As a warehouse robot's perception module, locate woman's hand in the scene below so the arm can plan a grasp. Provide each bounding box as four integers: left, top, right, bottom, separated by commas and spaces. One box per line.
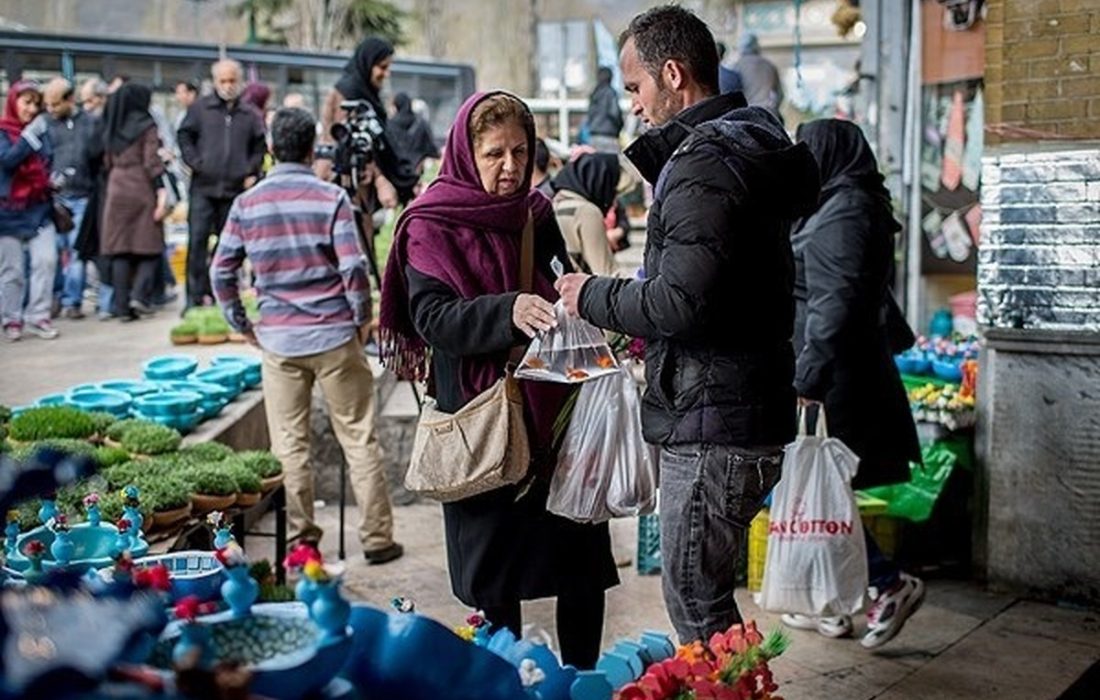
375, 173, 398, 209
512, 293, 557, 338
153, 188, 169, 222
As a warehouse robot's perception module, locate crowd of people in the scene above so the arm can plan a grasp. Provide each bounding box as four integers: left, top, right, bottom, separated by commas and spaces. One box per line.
2, 2, 924, 670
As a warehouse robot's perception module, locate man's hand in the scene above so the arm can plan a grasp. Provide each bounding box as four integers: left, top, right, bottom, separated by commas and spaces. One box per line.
243, 175, 258, 190
512, 293, 557, 338
242, 329, 259, 348
375, 175, 398, 209
554, 273, 592, 317
357, 322, 372, 348
153, 203, 168, 223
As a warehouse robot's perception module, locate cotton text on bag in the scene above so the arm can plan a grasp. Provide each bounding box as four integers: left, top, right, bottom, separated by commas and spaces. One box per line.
759, 407, 868, 617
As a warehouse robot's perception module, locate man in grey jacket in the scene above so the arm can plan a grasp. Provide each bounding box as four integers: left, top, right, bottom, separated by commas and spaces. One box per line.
177, 59, 265, 313
586, 67, 623, 153
44, 78, 99, 319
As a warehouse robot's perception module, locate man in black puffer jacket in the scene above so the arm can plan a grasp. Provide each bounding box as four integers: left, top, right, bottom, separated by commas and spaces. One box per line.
558, 5, 820, 644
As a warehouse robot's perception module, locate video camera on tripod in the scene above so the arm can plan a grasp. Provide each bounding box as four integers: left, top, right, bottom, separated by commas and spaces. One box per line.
314, 99, 387, 190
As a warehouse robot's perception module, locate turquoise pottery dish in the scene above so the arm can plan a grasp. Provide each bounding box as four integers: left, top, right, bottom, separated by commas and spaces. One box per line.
932, 358, 964, 382
68, 389, 132, 418
143, 355, 199, 381
149, 604, 352, 699
212, 355, 262, 388
99, 379, 161, 398
134, 390, 202, 418
36, 393, 69, 407
6, 523, 148, 574
193, 365, 245, 398
68, 383, 100, 395
156, 380, 229, 417
133, 550, 224, 603
147, 408, 203, 434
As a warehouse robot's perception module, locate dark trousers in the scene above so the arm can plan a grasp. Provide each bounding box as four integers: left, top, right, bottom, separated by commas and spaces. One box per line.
483, 591, 606, 670
866, 528, 901, 592
186, 192, 234, 306
110, 254, 157, 317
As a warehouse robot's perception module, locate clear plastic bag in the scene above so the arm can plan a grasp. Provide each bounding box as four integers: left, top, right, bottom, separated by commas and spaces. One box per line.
514, 300, 619, 384
759, 408, 868, 617
547, 366, 657, 523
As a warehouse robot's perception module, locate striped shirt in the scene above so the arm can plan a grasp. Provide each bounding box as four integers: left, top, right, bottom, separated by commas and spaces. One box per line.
211, 163, 369, 358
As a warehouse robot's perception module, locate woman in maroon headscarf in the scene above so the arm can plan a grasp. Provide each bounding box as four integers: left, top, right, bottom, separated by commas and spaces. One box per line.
379, 91, 617, 669
0, 80, 60, 341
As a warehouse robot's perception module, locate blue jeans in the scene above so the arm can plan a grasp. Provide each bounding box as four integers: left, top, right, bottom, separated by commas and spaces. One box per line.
867, 528, 901, 592
659, 443, 783, 643
56, 195, 89, 309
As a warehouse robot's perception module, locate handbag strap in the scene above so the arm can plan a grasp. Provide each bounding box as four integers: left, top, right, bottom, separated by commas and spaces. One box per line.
507, 211, 536, 367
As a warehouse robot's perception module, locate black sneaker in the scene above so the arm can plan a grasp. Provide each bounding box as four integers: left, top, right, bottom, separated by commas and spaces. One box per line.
364, 542, 404, 565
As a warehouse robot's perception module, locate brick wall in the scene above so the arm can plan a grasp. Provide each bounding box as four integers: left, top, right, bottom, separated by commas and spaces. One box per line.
978, 147, 1100, 330
984, 0, 1100, 143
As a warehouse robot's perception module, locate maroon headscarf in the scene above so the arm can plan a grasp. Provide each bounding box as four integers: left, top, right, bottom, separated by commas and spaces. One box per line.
379, 91, 565, 444
0, 80, 50, 210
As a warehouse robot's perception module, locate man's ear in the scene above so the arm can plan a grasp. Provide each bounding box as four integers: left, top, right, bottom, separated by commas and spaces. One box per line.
663, 59, 687, 90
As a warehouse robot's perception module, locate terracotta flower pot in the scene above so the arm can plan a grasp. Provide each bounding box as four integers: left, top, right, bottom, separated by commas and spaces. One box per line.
152, 502, 193, 530
197, 333, 228, 345
228, 331, 248, 343
191, 493, 236, 514
236, 491, 261, 508
260, 474, 284, 492
171, 334, 198, 346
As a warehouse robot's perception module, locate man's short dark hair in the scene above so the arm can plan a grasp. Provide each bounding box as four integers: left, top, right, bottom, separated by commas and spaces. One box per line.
177, 80, 199, 94
534, 138, 550, 174
271, 107, 316, 163
620, 5, 720, 95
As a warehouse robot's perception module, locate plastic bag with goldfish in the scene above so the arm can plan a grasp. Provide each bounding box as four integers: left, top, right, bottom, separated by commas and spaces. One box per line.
514, 300, 619, 384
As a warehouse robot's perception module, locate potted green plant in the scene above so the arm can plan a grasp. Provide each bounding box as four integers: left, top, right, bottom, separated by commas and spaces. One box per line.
238, 450, 284, 492
30, 438, 98, 460
177, 442, 234, 464
8, 406, 97, 442
86, 411, 117, 438
170, 321, 200, 346
197, 316, 230, 345
94, 445, 132, 468
143, 475, 193, 530
119, 423, 182, 456
104, 418, 157, 445
183, 465, 238, 514
105, 461, 148, 490
223, 461, 263, 507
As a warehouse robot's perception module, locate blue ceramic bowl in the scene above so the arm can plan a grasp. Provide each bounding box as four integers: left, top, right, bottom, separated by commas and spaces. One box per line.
151, 605, 352, 699
35, 393, 70, 407
192, 365, 245, 398
134, 391, 202, 418
134, 550, 224, 603
932, 358, 963, 382
894, 351, 931, 376
99, 379, 161, 398
156, 380, 228, 418
68, 389, 133, 417
143, 355, 199, 381
211, 355, 262, 388
146, 408, 204, 434
7, 523, 148, 574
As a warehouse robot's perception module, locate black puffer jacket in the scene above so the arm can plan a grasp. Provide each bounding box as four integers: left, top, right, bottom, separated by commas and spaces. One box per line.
177, 93, 266, 199
579, 94, 820, 447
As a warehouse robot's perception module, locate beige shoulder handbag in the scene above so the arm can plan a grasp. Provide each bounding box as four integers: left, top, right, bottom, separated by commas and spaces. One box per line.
403, 214, 534, 502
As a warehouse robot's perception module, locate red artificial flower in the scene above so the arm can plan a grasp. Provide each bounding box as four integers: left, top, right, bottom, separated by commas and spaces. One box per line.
115, 551, 134, 571
283, 542, 321, 570
117, 517, 132, 532
134, 564, 172, 592
23, 539, 46, 557
174, 596, 201, 622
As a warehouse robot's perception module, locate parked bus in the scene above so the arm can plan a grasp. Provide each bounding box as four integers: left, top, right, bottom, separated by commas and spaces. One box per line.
0, 30, 475, 142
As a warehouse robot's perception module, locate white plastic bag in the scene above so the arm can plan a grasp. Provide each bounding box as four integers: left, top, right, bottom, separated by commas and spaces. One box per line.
759, 407, 868, 617
547, 366, 657, 523
514, 300, 619, 384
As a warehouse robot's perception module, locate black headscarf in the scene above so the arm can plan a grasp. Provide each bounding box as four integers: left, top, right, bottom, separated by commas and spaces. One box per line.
551, 153, 620, 214
103, 83, 155, 155
335, 36, 394, 125
795, 119, 890, 206
390, 92, 415, 131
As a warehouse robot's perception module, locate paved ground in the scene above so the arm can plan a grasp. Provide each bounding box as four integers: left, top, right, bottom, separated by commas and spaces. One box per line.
3, 285, 1100, 699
